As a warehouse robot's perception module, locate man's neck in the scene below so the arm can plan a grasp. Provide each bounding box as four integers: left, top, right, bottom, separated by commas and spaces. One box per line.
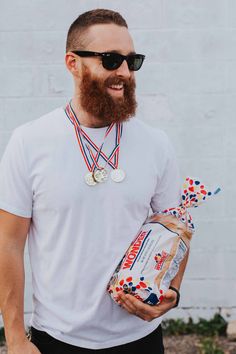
71, 97, 110, 128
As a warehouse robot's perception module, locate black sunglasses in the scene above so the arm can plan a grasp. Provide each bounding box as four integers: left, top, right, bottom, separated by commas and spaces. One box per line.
71, 50, 145, 71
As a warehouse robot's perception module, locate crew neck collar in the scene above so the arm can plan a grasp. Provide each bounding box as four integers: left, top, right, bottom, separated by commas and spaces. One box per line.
80, 124, 111, 131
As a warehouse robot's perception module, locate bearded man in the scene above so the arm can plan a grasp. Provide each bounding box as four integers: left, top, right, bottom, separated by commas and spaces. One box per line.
0, 9, 189, 354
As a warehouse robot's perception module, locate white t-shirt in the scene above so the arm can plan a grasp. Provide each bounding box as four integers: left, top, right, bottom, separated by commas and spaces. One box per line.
0, 107, 181, 349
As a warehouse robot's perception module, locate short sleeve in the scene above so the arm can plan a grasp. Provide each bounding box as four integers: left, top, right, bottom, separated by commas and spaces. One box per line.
150, 133, 181, 213
0, 128, 33, 218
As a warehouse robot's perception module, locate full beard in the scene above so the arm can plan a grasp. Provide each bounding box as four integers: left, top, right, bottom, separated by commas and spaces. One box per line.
78, 66, 137, 125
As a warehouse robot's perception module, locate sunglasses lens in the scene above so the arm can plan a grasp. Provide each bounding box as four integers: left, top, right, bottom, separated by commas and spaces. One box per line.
102, 54, 123, 70
102, 53, 145, 71
127, 55, 144, 71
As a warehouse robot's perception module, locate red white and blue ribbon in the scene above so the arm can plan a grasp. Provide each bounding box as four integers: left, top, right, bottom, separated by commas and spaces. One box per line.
86, 121, 122, 171
65, 101, 123, 173
68, 101, 123, 168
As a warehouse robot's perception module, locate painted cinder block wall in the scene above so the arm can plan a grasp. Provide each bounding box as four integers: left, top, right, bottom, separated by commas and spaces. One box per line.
0, 0, 235, 326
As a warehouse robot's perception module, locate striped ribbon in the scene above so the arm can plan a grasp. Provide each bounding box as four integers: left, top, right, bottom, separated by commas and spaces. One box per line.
64, 101, 122, 172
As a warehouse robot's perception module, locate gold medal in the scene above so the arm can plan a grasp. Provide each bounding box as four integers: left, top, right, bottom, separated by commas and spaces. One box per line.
93, 168, 108, 183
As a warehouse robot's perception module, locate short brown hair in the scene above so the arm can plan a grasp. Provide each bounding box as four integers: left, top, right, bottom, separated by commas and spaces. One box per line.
66, 9, 128, 52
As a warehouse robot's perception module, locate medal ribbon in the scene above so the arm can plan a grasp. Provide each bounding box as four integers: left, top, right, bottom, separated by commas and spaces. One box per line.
88, 121, 122, 171
68, 101, 122, 169
87, 139, 120, 171
65, 102, 122, 172
65, 104, 97, 171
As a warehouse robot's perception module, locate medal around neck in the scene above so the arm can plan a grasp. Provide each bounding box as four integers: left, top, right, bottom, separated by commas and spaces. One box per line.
65, 102, 124, 186
85, 172, 97, 186
110, 168, 125, 183
93, 168, 108, 183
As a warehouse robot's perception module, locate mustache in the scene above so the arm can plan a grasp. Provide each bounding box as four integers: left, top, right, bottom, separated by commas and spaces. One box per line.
104, 76, 135, 88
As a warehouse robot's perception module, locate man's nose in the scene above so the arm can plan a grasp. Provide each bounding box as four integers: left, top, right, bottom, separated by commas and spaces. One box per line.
115, 59, 131, 79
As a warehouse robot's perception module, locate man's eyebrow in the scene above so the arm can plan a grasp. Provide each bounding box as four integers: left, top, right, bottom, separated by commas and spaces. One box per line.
108, 50, 136, 55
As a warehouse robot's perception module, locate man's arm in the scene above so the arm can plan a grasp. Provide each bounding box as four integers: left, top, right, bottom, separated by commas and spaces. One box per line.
0, 209, 40, 353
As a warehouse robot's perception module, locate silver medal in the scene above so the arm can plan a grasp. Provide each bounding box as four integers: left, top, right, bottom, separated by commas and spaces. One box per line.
85, 172, 97, 186
110, 168, 126, 183
93, 168, 108, 183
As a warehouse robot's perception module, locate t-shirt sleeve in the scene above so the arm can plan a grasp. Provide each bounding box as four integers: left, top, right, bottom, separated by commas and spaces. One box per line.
0, 128, 33, 218
150, 133, 182, 213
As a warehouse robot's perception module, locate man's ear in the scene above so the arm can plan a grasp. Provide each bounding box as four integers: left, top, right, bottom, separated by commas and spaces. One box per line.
65, 52, 81, 78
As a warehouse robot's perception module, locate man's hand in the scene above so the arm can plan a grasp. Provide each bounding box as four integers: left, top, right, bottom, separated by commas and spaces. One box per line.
117, 289, 177, 322
8, 337, 41, 354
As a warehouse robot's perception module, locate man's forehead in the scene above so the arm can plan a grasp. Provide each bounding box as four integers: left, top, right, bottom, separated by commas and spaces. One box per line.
83, 24, 135, 54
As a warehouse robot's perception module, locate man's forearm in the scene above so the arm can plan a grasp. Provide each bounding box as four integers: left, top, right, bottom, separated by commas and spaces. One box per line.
0, 247, 26, 346
170, 248, 190, 291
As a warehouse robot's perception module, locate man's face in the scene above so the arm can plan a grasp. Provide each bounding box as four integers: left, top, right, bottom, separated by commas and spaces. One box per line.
75, 24, 137, 124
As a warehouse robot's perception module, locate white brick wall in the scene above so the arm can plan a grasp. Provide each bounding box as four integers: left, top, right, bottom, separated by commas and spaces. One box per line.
0, 0, 235, 326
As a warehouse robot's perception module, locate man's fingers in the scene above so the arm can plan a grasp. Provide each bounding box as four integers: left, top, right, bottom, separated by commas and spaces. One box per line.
123, 294, 158, 319
117, 290, 177, 322
117, 292, 136, 312
119, 295, 137, 313
121, 301, 136, 314
118, 292, 151, 318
